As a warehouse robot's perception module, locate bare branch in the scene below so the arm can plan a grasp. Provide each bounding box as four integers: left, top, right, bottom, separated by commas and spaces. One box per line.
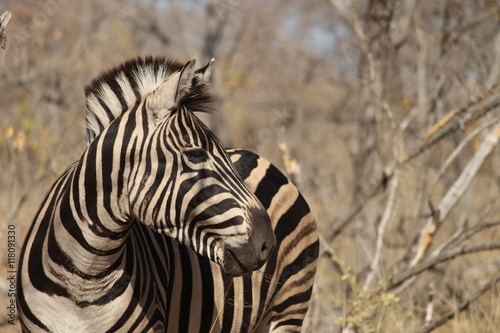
416, 84, 500, 152
431, 192, 499, 256
328, 176, 387, 241
400, 75, 449, 132
430, 117, 498, 190
415, 274, 500, 333
424, 292, 434, 326
393, 0, 421, 49
363, 169, 400, 289
431, 170, 500, 257
0, 10, 12, 50
278, 138, 302, 187
329, 0, 349, 21
486, 30, 500, 89
430, 218, 468, 257
327, 87, 500, 243
410, 119, 500, 266
0, 11, 11, 30
449, 220, 500, 250
388, 241, 500, 291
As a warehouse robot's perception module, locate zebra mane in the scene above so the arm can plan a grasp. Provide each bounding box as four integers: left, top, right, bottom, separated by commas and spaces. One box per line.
84, 56, 215, 145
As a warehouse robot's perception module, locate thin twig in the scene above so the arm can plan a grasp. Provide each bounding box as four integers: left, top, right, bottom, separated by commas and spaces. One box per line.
451, 220, 500, 249
425, 197, 500, 267
363, 169, 400, 290
327, 87, 500, 244
431, 218, 468, 257
415, 274, 500, 333
400, 74, 448, 132
410, 119, 500, 266
388, 241, 500, 291
411, 84, 500, 157
390, 219, 500, 297
328, 178, 387, 241
430, 117, 498, 189
424, 292, 434, 326
0, 10, 12, 50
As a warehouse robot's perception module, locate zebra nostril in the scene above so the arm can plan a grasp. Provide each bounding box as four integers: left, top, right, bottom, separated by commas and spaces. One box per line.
256, 241, 275, 265
261, 242, 268, 253
260, 240, 275, 259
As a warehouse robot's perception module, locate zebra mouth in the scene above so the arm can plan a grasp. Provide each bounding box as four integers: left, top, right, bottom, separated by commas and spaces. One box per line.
224, 248, 251, 276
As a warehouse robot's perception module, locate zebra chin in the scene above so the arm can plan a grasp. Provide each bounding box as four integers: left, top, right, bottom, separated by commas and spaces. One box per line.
220, 246, 271, 277
219, 207, 276, 277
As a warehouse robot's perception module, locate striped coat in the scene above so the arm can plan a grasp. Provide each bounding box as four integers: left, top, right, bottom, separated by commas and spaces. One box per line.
17, 57, 318, 332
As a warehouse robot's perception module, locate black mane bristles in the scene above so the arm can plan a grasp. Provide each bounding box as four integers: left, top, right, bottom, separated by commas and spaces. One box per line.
84, 56, 217, 145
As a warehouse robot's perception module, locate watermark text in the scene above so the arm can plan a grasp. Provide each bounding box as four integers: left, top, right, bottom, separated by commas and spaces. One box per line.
5, 224, 17, 325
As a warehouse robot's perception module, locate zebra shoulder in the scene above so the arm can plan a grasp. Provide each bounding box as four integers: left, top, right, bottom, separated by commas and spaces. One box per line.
227, 148, 288, 196
227, 148, 319, 332
227, 148, 318, 239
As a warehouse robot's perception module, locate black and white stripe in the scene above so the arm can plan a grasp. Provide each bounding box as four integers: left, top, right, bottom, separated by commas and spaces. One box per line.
17, 57, 318, 332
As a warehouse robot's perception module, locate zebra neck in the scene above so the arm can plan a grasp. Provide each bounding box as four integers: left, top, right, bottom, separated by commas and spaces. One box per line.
55, 136, 135, 276
22, 160, 133, 306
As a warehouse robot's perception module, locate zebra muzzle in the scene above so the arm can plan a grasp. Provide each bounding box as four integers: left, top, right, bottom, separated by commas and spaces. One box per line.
221, 208, 276, 277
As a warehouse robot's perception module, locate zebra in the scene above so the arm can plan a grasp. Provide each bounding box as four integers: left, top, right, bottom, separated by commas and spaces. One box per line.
17, 56, 319, 332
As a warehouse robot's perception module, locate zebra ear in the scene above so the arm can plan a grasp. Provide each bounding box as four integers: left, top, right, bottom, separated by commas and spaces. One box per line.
195, 58, 215, 83
175, 57, 197, 101
146, 57, 197, 121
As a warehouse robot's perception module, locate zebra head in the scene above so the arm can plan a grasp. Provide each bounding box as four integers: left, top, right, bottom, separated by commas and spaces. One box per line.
85, 57, 275, 276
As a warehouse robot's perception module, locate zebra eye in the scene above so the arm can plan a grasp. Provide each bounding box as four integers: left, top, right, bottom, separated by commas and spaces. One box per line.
184, 148, 209, 163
